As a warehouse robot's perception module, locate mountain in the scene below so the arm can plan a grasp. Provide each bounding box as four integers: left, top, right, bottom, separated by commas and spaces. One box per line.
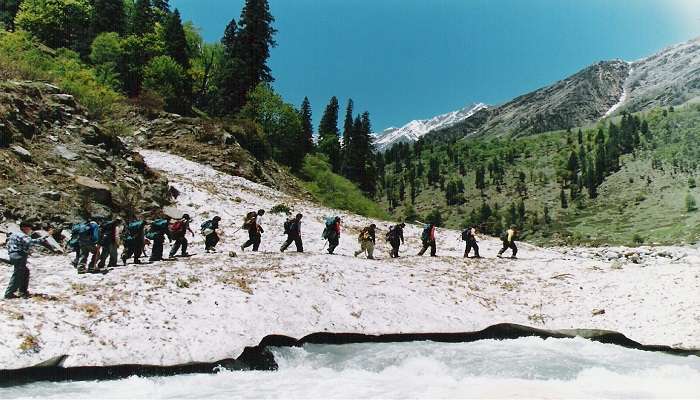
429, 37, 700, 141
373, 103, 488, 151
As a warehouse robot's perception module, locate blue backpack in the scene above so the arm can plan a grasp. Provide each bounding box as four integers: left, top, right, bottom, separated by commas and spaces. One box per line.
322, 217, 336, 239
151, 219, 169, 232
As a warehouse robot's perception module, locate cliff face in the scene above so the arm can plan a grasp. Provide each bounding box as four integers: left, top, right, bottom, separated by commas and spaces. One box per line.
0, 81, 170, 227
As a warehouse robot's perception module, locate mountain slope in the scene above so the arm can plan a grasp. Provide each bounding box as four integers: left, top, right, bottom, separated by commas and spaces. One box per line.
374, 103, 487, 151
1, 149, 697, 370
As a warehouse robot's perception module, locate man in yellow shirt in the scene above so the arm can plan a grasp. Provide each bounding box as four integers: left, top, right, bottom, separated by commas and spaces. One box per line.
497, 226, 518, 259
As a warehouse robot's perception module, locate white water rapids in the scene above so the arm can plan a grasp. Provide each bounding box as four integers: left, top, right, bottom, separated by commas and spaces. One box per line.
3, 337, 700, 399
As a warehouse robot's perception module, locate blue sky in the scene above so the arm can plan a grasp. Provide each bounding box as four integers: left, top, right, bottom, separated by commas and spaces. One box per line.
172, 0, 700, 131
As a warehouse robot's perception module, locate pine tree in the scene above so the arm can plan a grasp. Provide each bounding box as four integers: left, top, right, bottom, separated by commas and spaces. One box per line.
560, 187, 568, 209
216, 18, 247, 114
318, 96, 341, 172
164, 9, 189, 69
300, 97, 314, 154
341, 99, 354, 176
358, 111, 377, 195
517, 199, 526, 226
475, 165, 486, 194
236, 0, 277, 92
132, 0, 154, 35
92, 0, 126, 35
0, 0, 21, 31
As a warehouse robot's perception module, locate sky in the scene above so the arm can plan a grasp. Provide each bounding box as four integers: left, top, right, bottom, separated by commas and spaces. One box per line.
171, 0, 700, 131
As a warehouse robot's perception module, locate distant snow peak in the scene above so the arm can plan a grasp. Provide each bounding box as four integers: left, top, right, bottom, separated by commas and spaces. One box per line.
374, 103, 488, 151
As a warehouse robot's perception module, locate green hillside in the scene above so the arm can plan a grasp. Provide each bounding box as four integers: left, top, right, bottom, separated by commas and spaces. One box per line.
377, 104, 700, 246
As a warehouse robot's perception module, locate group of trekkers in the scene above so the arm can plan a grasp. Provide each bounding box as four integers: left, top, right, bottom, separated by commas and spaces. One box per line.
3, 209, 519, 299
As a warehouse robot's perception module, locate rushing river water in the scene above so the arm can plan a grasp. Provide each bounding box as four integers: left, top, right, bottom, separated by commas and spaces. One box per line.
3, 337, 700, 399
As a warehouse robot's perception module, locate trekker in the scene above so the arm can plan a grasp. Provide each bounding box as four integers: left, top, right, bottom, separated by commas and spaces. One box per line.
241, 210, 265, 252
77, 221, 100, 274
354, 224, 377, 259
147, 218, 170, 262
68, 223, 82, 268
169, 214, 194, 258
280, 213, 303, 253
462, 226, 481, 258
121, 219, 147, 265
386, 223, 405, 258
97, 219, 122, 269
497, 226, 518, 259
417, 223, 437, 257
4, 222, 54, 299
202, 216, 222, 253
323, 216, 341, 254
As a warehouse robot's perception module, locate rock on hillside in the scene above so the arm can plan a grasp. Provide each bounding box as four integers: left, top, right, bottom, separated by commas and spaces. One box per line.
0, 149, 697, 369
0, 81, 169, 227
473, 61, 630, 137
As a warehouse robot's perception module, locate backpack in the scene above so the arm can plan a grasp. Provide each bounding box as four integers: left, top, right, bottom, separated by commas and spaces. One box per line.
169, 220, 184, 234
243, 212, 257, 229
200, 220, 214, 236
127, 220, 145, 234
385, 226, 396, 241
461, 229, 472, 241
151, 219, 169, 232
72, 223, 91, 239
421, 224, 431, 242
322, 217, 337, 239
283, 219, 294, 235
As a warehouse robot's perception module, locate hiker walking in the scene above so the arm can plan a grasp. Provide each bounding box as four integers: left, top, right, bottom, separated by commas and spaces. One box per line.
121, 219, 147, 265
462, 226, 481, 258
77, 221, 101, 274
97, 218, 122, 270
67, 223, 82, 268
497, 225, 518, 259
202, 216, 222, 253
417, 223, 437, 257
386, 223, 405, 258
241, 210, 265, 252
169, 214, 194, 258
354, 224, 377, 259
4, 222, 54, 299
147, 218, 170, 262
322, 216, 341, 254
280, 213, 303, 253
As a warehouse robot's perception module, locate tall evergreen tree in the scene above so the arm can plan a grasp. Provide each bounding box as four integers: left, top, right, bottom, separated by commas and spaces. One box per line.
0, 0, 21, 31
318, 96, 341, 172
92, 0, 126, 35
236, 0, 276, 93
132, 0, 154, 35
342, 98, 354, 150
300, 97, 314, 154
215, 18, 247, 114
164, 9, 189, 68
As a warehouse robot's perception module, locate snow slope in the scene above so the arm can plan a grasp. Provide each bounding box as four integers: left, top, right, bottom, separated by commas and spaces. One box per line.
374, 103, 488, 151
1, 150, 699, 369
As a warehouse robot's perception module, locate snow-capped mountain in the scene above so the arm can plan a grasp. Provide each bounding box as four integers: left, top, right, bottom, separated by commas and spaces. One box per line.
374, 103, 488, 151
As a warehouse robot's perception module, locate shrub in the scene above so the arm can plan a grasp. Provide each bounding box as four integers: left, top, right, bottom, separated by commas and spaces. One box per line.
143, 55, 191, 115
689, 178, 696, 189
632, 233, 644, 245
686, 193, 697, 212
270, 204, 292, 216
301, 154, 388, 219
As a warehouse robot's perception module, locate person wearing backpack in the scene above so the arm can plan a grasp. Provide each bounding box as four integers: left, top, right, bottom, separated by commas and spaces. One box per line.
169, 214, 194, 258
497, 226, 518, 259
4, 221, 54, 299
97, 219, 122, 270
147, 218, 170, 262
241, 210, 265, 252
354, 224, 377, 259
462, 226, 481, 258
202, 216, 222, 253
323, 216, 341, 254
386, 223, 405, 258
68, 223, 83, 269
121, 219, 147, 265
417, 223, 437, 257
280, 213, 303, 253
77, 221, 101, 274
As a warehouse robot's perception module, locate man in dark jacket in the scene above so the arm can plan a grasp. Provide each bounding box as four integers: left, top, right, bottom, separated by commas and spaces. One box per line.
4, 222, 54, 299
462, 226, 481, 258
147, 218, 170, 262
122, 220, 147, 265
280, 213, 303, 253
241, 210, 265, 252
417, 223, 437, 257
202, 216, 222, 253
497, 226, 518, 259
387, 223, 405, 258
77, 221, 100, 274
325, 217, 341, 254
169, 214, 194, 258
97, 219, 122, 269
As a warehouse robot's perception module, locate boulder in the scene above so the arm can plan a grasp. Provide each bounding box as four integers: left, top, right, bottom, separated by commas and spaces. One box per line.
48, 93, 76, 107
163, 206, 185, 219
54, 145, 79, 161
40, 191, 61, 201
10, 145, 32, 162
75, 176, 112, 205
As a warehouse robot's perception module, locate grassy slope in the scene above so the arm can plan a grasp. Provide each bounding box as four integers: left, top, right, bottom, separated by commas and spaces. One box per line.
380, 104, 700, 246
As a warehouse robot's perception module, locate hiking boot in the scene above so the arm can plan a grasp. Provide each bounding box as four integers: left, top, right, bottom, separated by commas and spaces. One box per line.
240, 245, 245, 252
77, 268, 87, 274
121, 256, 127, 266
497, 254, 503, 258
4, 293, 19, 300
510, 256, 517, 259
134, 260, 142, 265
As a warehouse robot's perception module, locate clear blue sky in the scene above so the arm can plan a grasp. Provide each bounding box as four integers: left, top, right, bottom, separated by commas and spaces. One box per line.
171, 0, 700, 131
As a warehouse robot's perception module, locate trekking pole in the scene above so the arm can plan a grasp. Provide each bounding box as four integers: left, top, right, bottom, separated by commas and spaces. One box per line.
322, 240, 328, 251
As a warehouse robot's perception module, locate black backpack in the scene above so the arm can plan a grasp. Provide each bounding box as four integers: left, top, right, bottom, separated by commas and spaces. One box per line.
283, 219, 294, 235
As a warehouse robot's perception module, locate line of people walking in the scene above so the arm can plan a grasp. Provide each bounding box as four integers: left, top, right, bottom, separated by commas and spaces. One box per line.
3, 209, 519, 299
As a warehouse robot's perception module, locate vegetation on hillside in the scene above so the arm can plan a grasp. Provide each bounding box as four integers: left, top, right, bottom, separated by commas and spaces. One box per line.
378, 105, 700, 246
